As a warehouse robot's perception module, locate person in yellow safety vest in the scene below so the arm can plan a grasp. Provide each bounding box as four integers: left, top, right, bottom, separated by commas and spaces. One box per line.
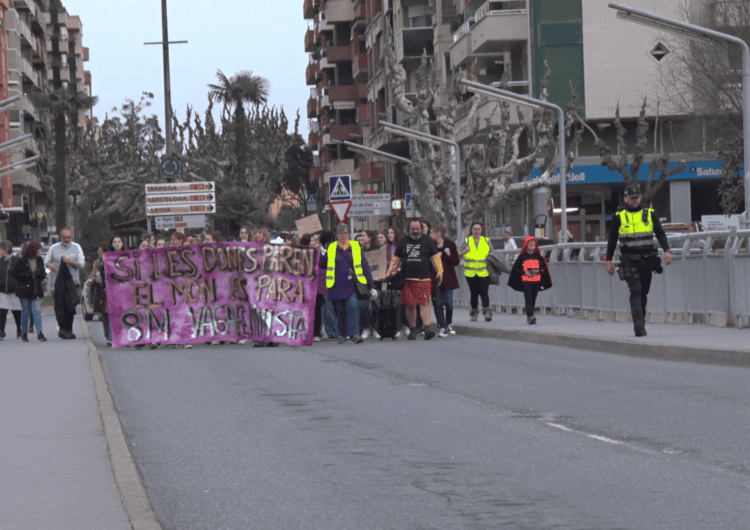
319, 223, 377, 345
606, 184, 673, 337
458, 221, 493, 322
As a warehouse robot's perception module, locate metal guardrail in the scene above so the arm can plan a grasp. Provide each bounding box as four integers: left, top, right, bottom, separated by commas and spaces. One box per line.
453, 229, 750, 328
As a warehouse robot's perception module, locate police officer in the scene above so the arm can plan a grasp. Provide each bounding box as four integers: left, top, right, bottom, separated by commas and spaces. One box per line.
606, 184, 673, 337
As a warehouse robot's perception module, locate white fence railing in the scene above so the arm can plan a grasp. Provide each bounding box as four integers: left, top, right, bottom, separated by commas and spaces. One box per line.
454, 229, 750, 328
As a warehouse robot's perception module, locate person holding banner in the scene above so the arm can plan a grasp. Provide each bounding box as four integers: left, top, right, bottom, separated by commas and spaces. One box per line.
322, 224, 376, 345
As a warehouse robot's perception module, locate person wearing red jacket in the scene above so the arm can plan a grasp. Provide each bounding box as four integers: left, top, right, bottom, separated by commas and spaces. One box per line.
430, 226, 460, 337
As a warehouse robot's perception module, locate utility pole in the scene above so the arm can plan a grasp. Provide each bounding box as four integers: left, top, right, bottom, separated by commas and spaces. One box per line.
144, 0, 187, 175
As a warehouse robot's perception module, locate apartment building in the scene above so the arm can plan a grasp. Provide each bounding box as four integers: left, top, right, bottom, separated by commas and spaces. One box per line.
0, 0, 91, 244
306, 0, 741, 236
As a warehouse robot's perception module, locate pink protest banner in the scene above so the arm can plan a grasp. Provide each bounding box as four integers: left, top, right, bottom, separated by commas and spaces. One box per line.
104, 242, 318, 348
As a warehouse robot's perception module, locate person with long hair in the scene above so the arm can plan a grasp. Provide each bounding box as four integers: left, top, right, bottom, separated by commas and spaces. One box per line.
110, 235, 126, 252
430, 226, 460, 337
252, 226, 270, 244
0, 241, 22, 339
458, 221, 493, 322
90, 243, 112, 345
10, 241, 46, 342
238, 226, 251, 243
508, 236, 553, 324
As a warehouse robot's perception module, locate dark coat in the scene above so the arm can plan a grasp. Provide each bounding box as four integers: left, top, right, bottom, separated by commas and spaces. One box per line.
508, 252, 553, 293
430, 238, 460, 291
0, 255, 18, 295
54, 262, 79, 316
89, 258, 108, 314
486, 251, 513, 286
10, 256, 46, 300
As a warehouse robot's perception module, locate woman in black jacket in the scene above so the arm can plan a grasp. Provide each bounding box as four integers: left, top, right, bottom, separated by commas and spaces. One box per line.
0, 241, 22, 339
508, 236, 553, 325
10, 241, 46, 341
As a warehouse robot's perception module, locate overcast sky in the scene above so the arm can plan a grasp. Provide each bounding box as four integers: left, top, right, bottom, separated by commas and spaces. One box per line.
61, 0, 311, 136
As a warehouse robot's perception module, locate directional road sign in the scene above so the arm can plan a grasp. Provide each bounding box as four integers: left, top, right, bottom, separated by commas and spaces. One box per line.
154, 215, 206, 230
349, 193, 391, 216
145, 181, 215, 195
330, 200, 352, 224
329, 175, 351, 201
146, 204, 215, 216
145, 192, 215, 205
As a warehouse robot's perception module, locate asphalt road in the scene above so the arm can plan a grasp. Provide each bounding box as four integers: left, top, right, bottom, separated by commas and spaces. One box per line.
97, 331, 750, 530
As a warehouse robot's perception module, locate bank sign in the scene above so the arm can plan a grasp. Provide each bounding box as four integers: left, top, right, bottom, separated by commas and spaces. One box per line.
529, 159, 743, 185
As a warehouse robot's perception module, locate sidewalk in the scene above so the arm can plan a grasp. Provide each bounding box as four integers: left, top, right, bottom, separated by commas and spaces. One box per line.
451, 308, 750, 367
0, 309, 159, 530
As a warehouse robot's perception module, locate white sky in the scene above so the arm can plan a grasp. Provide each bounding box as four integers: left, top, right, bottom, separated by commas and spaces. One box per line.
61, 0, 311, 136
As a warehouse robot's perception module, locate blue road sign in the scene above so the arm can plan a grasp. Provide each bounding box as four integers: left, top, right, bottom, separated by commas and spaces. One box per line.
329, 175, 351, 201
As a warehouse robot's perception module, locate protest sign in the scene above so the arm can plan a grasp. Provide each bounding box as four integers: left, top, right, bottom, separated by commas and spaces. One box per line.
295, 214, 323, 237
364, 248, 388, 281
104, 242, 318, 348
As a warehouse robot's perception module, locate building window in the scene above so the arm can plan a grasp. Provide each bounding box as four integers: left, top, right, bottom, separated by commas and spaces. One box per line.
649, 42, 670, 63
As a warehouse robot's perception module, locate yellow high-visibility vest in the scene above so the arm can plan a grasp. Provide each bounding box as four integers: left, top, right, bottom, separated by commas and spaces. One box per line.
326, 241, 368, 288
464, 236, 490, 278
618, 208, 655, 250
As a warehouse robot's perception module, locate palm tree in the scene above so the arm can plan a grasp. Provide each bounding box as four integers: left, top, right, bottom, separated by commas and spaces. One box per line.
30, 88, 98, 233
207, 70, 270, 186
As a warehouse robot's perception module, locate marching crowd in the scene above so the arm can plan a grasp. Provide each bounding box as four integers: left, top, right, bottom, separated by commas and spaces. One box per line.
0, 219, 557, 347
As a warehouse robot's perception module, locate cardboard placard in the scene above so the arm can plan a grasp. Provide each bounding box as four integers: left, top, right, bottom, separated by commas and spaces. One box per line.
364, 248, 388, 281
295, 214, 323, 237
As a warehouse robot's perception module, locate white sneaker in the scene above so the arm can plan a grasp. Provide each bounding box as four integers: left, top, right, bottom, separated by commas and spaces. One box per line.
362, 328, 370, 339
438, 327, 448, 338
313, 336, 320, 342
447, 324, 456, 335
237, 339, 249, 345
395, 331, 402, 339
373, 330, 381, 339
210, 341, 220, 345
184, 344, 192, 349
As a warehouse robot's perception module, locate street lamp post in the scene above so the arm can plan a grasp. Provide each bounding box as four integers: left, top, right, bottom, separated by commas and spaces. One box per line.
379, 122, 463, 241
609, 2, 750, 225
459, 79, 568, 242
68, 188, 82, 237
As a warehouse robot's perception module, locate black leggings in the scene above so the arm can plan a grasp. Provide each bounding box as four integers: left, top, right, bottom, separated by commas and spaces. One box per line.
466, 275, 490, 309
0, 309, 21, 334
523, 283, 540, 317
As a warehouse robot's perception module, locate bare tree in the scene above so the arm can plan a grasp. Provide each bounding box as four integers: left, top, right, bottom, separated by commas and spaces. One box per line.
385, 38, 559, 240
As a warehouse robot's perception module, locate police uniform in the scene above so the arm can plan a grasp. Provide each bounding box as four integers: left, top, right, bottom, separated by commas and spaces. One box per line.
606, 185, 671, 336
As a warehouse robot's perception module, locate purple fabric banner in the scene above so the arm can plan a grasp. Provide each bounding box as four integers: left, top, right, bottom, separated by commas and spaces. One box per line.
104, 242, 318, 348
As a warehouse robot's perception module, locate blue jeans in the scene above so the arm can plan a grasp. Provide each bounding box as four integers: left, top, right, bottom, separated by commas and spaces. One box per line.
333, 293, 360, 338
20, 298, 42, 335
102, 313, 111, 340
433, 289, 454, 329
324, 298, 339, 338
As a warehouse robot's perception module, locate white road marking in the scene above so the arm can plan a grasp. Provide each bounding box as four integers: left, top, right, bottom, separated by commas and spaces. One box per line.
547, 422, 622, 445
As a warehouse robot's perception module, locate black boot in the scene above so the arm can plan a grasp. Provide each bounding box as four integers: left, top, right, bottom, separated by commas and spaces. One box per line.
21, 333, 28, 342
634, 322, 647, 337
37, 333, 47, 342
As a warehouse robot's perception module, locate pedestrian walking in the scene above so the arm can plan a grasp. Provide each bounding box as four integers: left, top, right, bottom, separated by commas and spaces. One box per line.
508, 236, 553, 324
0, 241, 22, 339
458, 221, 493, 322
10, 241, 46, 342
322, 224, 376, 344
90, 243, 112, 345
605, 184, 673, 337
386, 219, 443, 340
45, 228, 85, 339
430, 226, 459, 337
503, 231, 518, 251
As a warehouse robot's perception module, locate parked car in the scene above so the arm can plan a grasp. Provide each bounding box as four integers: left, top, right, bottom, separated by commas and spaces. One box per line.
661, 222, 724, 253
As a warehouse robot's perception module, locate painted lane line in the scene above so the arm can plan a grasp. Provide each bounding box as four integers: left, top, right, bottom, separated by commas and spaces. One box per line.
547, 422, 622, 446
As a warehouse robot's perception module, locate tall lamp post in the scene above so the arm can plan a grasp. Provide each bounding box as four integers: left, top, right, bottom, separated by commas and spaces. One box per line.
459, 79, 568, 242
379, 122, 463, 240
609, 2, 750, 225
68, 188, 82, 237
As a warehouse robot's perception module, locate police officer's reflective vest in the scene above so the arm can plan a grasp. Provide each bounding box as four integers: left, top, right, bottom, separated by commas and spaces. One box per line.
326, 241, 368, 288
618, 208, 656, 250
464, 236, 490, 278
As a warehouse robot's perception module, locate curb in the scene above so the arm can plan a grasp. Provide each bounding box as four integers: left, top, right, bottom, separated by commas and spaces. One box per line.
81, 319, 164, 530
452, 325, 750, 368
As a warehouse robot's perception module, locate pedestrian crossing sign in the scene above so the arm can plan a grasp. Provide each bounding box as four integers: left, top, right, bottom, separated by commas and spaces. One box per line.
329, 175, 351, 201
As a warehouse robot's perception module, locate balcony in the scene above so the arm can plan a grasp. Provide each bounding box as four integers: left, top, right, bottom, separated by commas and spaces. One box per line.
330, 124, 361, 141
310, 167, 324, 183
353, 2, 366, 28
353, 53, 368, 79
471, 0, 528, 54
307, 97, 318, 118
329, 84, 358, 102
396, 27, 434, 63
328, 158, 355, 177
309, 132, 321, 148
305, 28, 316, 51
326, 44, 352, 62
304, 0, 317, 19
356, 103, 370, 124
12, 0, 33, 11
359, 161, 385, 181
305, 62, 320, 85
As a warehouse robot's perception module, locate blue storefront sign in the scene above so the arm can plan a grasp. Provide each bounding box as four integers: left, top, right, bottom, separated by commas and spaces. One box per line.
529, 159, 744, 185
